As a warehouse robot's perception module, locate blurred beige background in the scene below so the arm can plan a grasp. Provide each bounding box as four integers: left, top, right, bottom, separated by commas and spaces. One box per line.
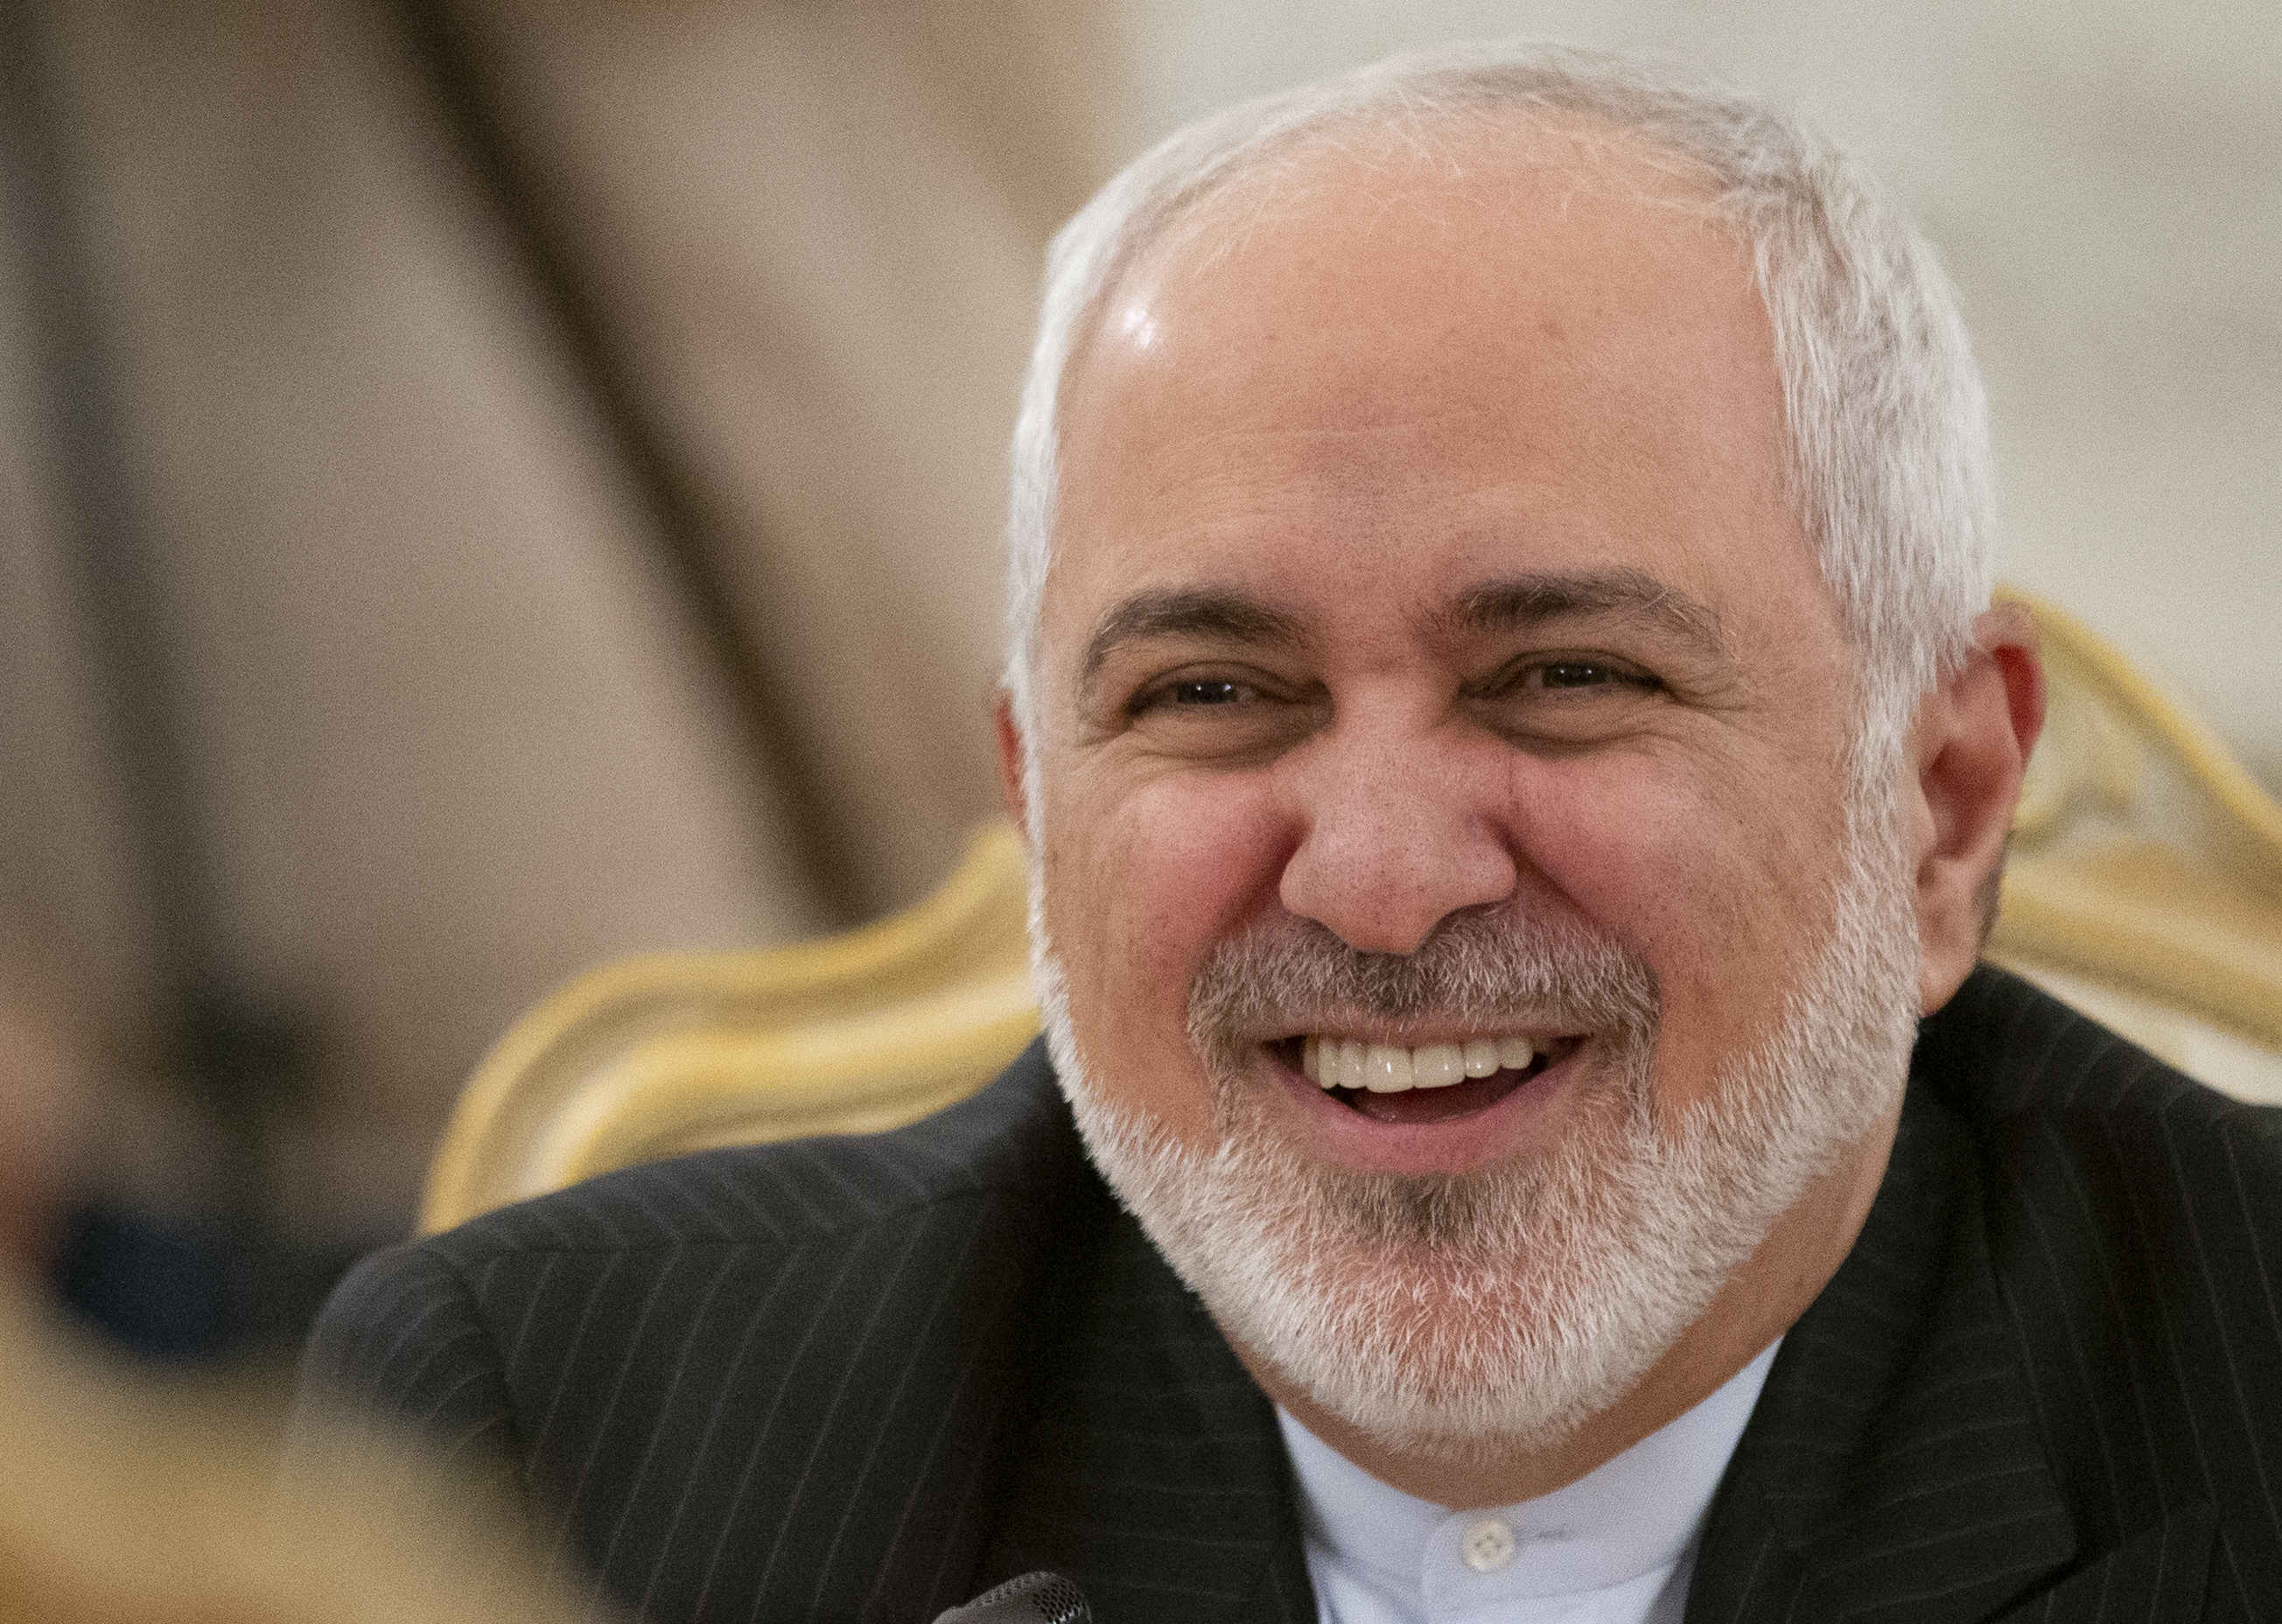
0, 0, 2272, 1253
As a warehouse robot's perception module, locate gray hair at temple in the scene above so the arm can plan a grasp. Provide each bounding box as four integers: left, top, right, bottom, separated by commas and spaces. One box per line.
1001, 39, 1992, 774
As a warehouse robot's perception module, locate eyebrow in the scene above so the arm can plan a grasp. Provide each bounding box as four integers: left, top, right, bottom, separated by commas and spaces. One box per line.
1441, 568, 1728, 656
1082, 588, 1311, 682
1077, 566, 1729, 689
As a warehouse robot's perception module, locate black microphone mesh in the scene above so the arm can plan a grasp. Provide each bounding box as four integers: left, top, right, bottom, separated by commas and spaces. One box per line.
940, 1570, 1092, 1623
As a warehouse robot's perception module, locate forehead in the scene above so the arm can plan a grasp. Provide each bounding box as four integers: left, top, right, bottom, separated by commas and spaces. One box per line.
1138, 111, 1739, 312
1046, 114, 1818, 658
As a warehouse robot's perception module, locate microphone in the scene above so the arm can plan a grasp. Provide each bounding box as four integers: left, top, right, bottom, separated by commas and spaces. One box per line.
932, 1571, 1092, 1623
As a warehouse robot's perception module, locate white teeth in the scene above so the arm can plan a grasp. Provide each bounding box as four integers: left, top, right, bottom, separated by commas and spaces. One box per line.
1304, 1034, 1548, 1093
1414, 1044, 1464, 1088
1363, 1045, 1413, 1092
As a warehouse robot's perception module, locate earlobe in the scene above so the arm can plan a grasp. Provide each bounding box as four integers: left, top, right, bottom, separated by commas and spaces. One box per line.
1908, 604, 2045, 1013
994, 694, 1032, 839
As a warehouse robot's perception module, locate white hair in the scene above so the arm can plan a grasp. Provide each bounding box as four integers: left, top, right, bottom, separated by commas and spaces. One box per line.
1002, 39, 1992, 771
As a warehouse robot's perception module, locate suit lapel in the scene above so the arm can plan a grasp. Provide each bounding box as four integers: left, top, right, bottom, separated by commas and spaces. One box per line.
976, 1174, 1314, 1624
1984, 1506, 2213, 1624
1690, 1080, 2082, 1623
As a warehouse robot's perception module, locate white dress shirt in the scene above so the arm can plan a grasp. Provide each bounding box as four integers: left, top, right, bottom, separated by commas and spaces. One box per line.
1277, 1340, 1781, 1624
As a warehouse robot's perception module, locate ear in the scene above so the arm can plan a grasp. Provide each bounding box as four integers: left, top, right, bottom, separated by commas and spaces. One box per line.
993, 691, 1032, 838
1907, 602, 2046, 1013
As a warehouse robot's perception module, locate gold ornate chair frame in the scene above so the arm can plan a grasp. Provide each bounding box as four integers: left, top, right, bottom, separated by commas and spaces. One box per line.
419, 823, 1038, 1234
1985, 590, 2282, 1098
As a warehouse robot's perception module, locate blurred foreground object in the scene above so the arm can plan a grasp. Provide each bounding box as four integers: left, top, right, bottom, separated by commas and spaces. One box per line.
0, 946, 86, 1281
0, 1277, 600, 1624
417, 612, 2282, 1229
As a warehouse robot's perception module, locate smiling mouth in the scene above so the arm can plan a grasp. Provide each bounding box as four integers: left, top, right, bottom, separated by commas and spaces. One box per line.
1273, 1032, 1579, 1125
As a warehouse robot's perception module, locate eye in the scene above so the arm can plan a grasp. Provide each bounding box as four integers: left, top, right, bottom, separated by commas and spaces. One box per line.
1541, 661, 1619, 689
1466, 652, 1667, 746
1168, 679, 1247, 706
1115, 665, 1322, 761
1128, 676, 1252, 717
1482, 655, 1660, 698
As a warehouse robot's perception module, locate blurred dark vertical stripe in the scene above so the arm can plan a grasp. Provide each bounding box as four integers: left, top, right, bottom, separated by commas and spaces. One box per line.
387, 0, 865, 928
0, 0, 323, 1344
0, 0, 224, 1004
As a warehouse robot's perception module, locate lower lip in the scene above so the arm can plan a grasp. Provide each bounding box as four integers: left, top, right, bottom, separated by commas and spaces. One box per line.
1269, 1045, 1578, 1175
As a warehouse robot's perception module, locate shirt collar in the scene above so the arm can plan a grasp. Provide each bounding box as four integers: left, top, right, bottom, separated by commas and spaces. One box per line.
1277, 1339, 1779, 1610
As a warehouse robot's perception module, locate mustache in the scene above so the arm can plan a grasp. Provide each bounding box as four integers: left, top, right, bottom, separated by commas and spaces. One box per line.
1176, 909, 1662, 1249
1186, 908, 1661, 1054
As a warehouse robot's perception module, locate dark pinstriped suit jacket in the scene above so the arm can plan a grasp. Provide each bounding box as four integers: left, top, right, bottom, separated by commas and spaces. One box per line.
304, 967, 2282, 1622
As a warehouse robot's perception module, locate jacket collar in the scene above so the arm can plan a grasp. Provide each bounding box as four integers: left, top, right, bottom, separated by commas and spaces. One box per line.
1687, 1077, 2085, 1622
976, 1172, 1316, 1623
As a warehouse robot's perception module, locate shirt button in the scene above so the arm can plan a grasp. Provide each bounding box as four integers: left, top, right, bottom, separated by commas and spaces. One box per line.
1460, 1516, 1516, 1573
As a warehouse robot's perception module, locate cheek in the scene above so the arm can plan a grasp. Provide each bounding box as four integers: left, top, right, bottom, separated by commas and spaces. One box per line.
1040, 767, 1292, 1144
1511, 752, 1847, 1108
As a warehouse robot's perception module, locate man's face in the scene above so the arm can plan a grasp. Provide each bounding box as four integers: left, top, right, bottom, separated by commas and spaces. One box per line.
1018, 123, 1912, 1460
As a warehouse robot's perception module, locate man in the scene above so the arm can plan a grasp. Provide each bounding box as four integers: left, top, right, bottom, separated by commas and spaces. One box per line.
304, 42, 2282, 1623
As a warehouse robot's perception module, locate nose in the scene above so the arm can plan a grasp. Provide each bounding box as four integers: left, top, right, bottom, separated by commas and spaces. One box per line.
1277, 724, 1520, 956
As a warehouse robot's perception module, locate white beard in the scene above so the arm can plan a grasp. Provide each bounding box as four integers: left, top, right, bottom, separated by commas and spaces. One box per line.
1032, 769, 1921, 1461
